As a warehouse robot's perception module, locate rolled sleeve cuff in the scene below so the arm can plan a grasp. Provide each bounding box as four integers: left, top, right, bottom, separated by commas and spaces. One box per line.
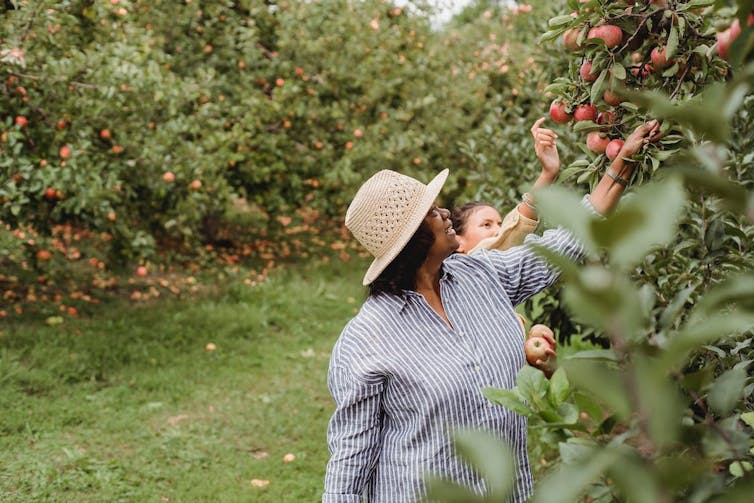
323, 492, 362, 503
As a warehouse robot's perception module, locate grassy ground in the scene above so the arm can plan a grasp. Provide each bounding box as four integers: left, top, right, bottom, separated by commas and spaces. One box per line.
0, 256, 369, 502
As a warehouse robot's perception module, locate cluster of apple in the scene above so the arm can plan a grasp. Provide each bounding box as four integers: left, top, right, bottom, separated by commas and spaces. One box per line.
524, 324, 557, 377
545, 0, 737, 168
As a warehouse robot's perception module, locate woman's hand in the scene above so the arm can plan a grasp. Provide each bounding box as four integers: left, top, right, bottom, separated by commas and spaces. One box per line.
530, 117, 560, 179
620, 119, 662, 157
525, 324, 557, 378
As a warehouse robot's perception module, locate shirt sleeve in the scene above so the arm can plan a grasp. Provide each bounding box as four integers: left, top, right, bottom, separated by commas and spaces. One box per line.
323, 365, 384, 503
468, 207, 539, 254
482, 195, 596, 307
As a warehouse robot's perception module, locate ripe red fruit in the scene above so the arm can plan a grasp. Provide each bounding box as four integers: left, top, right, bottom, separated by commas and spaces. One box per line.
716, 16, 752, 61
580, 60, 599, 82
59, 145, 72, 160
529, 324, 555, 349
650, 46, 673, 70
562, 28, 582, 51
100, 128, 111, 140
603, 89, 624, 106
549, 100, 572, 124
188, 179, 202, 190
606, 139, 625, 160
587, 24, 623, 48
36, 249, 52, 261
162, 171, 176, 183
586, 131, 611, 154
135, 266, 148, 277
631, 62, 653, 78
44, 188, 56, 200
56, 119, 67, 130
597, 111, 616, 126
14, 116, 28, 128
573, 104, 598, 122
525, 336, 552, 366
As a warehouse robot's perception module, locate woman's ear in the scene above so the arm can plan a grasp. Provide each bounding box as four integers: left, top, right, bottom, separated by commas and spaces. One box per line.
456, 236, 467, 254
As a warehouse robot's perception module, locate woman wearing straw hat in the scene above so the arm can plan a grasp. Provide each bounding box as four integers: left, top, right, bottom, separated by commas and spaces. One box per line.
323, 120, 661, 503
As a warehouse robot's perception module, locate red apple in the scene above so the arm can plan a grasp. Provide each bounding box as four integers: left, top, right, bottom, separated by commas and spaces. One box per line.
597, 110, 616, 126
562, 28, 582, 51
59, 145, 72, 160
587, 131, 611, 153
188, 179, 202, 190
162, 171, 176, 183
580, 60, 599, 82
135, 266, 148, 277
100, 128, 111, 140
588, 24, 623, 48
549, 100, 572, 124
14, 116, 28, 128
603, 89, 624, 106
529, 324, 556, 349
525, 336, 553, 366
573, 104, 598, 122
650, 46, 673, 70
716, 17, 751, 61
44, 188, 57, 200
36, 249, 52, 261
606, 139, 625, 160
56, 119, 67, 130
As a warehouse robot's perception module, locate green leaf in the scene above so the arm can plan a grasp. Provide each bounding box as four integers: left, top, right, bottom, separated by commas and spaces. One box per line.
708, 366, 747, 416
564, 349, 621, 362
608, 452, 664, 503
666, 24, 679, 60
534, 185, 597, 255
693, 274, 754, 316
611, 63, 626, 81
659, 286, 695, 330
561, 359, 632, 418
453, 430, 516, 500
516, 365, 548, 404
549, 14, 577, 28
590, 70, 608, 106
662, 311, 754, 370
549, 367, 570, 408
483, 387, 531, 416
531, 448, 618, 503
593, 178, 686, 268
741, 412, 754, 429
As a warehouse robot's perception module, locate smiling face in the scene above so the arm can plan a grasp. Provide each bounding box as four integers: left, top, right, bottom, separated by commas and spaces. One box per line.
455, 204, 502, 253
424, 204, 459, 260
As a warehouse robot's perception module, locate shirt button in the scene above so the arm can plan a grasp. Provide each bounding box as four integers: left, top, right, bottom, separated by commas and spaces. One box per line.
487, 402, 494, 408
474, 365, 481, 372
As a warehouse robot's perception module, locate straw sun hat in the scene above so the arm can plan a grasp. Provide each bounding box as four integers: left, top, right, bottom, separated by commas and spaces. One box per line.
345, 168, 449, 285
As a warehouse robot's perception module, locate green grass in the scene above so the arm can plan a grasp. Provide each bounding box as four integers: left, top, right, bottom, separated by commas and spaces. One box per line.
0, 257, 369, 502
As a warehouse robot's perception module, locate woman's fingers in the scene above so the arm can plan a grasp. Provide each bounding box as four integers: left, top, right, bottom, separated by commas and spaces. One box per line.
531, 117, 547, 135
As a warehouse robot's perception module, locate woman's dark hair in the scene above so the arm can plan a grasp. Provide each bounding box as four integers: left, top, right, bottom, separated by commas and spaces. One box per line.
450, 201, 494, 237
368, 220, 435, 297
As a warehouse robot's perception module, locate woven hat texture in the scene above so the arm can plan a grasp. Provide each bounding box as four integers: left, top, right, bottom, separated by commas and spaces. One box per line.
345, 168, 449, 285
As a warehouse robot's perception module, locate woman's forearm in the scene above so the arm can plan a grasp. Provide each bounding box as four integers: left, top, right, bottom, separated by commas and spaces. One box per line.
589, 154, 635, 215
517, 170, 559, 219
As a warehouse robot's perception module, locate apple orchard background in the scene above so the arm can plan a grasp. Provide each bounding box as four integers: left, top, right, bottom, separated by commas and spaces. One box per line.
2, 0, 754, 501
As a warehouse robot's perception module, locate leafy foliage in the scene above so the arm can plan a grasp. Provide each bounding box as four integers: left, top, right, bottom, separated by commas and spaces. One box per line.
428, 1, 754, 502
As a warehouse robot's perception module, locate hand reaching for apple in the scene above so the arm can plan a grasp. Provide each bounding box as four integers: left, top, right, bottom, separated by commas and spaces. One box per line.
524, 324, 557, 378
620, 119, 663, 158
530, 117, 560, 178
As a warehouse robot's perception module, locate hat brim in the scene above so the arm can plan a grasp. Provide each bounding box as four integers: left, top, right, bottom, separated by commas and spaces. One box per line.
362, 169, 449, 286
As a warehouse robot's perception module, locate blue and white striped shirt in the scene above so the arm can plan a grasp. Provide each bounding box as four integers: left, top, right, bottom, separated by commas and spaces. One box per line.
323, 224, 585, 503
